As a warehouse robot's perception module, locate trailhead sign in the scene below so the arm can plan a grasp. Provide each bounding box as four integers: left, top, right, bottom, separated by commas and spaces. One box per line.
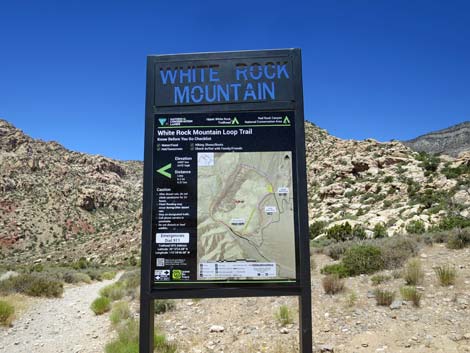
140, 49, 312, 353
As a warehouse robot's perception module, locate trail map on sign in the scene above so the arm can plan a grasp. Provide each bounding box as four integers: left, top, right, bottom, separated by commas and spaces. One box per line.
197, 151, 296, 280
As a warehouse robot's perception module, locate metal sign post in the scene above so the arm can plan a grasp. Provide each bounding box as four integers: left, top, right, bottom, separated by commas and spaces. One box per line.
140, 49, 312, 353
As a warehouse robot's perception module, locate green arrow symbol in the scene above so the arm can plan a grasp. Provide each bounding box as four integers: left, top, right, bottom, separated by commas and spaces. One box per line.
157, 163, 172, 178
231, 117, 239, 125
283, 116, 291, 124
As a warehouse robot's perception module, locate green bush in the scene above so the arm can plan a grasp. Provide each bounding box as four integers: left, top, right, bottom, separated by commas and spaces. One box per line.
415, 152, 440, 174
91, 296, 111, 315
102, 271, 117, 280
309, 221, 326, 239
435, 265, 457, 286
374, 289, 395, 306
326, 222, 366, 242
63, 271, 92, 284
275, 305, 293, 326
118, 270, 141, 290
320, 263, 349, 278
323, 242, 350, 260
110, 301, 132, 326
0, 300, 15, 326
72, 257, 90, 270
406, 220, 426, 234
342, 245, 384, 276
0, 274, 63, 298
442, 164, 470, 179
100, 283, 126, 301
447, 228, 470, 249
154, 300, 176, 315
373, 223, 387, 238
438, 216, 470, 231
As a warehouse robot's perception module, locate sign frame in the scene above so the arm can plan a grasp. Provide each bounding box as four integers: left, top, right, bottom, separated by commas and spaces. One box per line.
140, 49, 312, 353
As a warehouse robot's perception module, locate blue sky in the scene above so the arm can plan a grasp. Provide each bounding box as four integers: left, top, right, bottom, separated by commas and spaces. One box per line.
1, 0, 469, 160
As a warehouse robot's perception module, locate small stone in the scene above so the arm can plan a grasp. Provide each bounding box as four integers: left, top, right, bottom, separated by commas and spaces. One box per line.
390, 300, 402, 310
209, 325, 224, 333
280, 327, 289, 334
320, 344, 334, 352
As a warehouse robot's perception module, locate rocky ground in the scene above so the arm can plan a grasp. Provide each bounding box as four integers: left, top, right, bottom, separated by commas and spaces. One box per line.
153, 243, 470, 353
0, 276, 120, 353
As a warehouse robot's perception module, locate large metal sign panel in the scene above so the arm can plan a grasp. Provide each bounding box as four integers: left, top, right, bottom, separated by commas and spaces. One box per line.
142, 49, 310, 295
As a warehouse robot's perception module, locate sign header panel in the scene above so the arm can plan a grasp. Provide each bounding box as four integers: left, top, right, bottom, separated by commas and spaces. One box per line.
153, 53, 295, 107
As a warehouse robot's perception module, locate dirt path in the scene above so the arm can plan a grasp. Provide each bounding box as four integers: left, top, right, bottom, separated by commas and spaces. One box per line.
0, 277, 119, 353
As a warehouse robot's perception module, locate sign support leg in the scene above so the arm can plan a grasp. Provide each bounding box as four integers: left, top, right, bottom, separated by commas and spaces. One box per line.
299, 291, 313, 353
139, 295, 154, 353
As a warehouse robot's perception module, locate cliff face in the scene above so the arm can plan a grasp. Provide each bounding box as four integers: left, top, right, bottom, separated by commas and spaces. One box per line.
403, 121, 470, 157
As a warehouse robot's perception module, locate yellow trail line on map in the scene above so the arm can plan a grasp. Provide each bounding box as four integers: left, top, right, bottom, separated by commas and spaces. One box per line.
243, 207, 257, 232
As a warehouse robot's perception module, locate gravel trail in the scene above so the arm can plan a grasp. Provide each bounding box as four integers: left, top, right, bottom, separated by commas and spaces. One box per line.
0, 277, 119, 353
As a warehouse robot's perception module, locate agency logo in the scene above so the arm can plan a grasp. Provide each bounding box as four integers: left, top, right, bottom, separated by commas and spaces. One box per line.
172, 269, 182, 280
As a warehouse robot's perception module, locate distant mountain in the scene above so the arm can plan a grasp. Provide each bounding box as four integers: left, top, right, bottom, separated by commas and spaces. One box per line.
1, 118, 469, 265
403, 121, 470, 157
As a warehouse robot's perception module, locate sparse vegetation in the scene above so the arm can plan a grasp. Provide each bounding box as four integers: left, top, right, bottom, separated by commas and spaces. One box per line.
90, 296, 111, 315
435, 265, 457, 286
447, 228, 470, 249
154, 300, 176, 314
400, 286, 422, 307
371, 274, 391, 286
406, 220, 426, 234
309, 221, 326, 239
322, 274, 345, 295
105, 319, 176, 353
320, 263, 349, 278
110, 301, 132, 326
0, 300, 15, 326
0, 273, 63, 298
275, 305, 293, 326
326, 222, 366, 242
374, 289, 395, 306
346, 291, 358, 307
403, 259, 424, 286
100, 282, 126, 301
373, 223, 387, 238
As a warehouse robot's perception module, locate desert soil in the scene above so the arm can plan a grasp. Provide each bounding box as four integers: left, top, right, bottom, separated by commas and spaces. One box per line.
0, 276, 119, 353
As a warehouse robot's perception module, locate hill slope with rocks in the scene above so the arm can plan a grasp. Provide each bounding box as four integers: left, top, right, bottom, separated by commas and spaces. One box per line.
403, 121, 470, 157
0, 119, 469, 265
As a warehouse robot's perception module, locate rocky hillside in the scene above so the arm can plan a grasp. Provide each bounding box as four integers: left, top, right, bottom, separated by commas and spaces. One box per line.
0, 119, 469, 265
403, 121, 470, 157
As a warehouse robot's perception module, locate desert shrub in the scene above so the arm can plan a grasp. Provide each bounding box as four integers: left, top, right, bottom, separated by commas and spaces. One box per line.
403, 259, 424, 285
320, 263, 349, 278
371, 274, 391, 286
373, 223, 387, 238
0, 300, 15, 326
0, 274, 63, 298
374, 289, 395, 306
406, 220, 426, 234
118, 270, 140, 290
100, 283, 126, 301
442, 164, 470, 179
326, 222, 353, 242
342, 245, 384, 276
72, 257, 90, 270
63, 271, 92, 284
446, 227, 470, 249
154, 300, 176, 314
323, 241, 351, 260
415, 152, 440, 174
379, 236, 420, 269
400, 286, 422, 307
322, 275, 344, 295
383, 175, 394, 183
275, 305, 293, 326
435, 265, 457, 286
102, 271, 117, 280
309, 221, 326, 239
436, 216, 470, 231
105, 319, 176, 353
85, 268, 104, 281
91, 296, 111, 315
110, 301, 132, 326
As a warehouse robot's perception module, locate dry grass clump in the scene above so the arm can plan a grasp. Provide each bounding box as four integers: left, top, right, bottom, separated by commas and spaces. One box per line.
371, 274, 392, 286
374, 289, 395, 306
0, 300, 15, 326
435, 265, 457, 286
322, 275, 345, 295
110, 301, 132, 326
275, 305, 293, 326
403, 258, 424, 285
400, 286, 422, 307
